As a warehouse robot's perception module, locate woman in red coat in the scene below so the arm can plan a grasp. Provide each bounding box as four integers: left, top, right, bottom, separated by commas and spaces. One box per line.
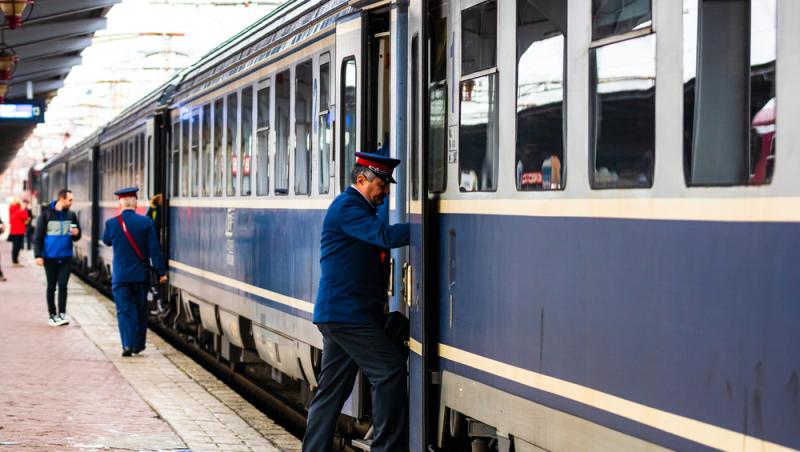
8, 199, 29, 265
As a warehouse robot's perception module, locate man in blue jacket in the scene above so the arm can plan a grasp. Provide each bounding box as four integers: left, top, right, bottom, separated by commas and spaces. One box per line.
303, 152, 410, 452
102, 187, 167, 357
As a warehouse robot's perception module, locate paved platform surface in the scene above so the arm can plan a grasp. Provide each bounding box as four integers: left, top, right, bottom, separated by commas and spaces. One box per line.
0, 242, 302, 452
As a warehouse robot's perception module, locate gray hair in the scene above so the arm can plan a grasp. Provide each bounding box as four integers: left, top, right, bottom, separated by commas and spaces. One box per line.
119, 196, 138, 209
350, 164, 377, 184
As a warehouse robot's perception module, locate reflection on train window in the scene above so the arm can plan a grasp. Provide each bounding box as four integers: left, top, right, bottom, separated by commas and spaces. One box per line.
590, 34, 655, 189
171, 121, 179, 197
592, 0, 651, 42
191, 108, 200, 196
202, 104, 211, 197
683, 0, 776, 186
226, 92, 238, 196
213, 98, 224, 196
295, 61, 312, 196
459, 75, 499, 192
275, 69, 290, 195
256, 85, 270, 196
181, 114, 189, 197
411, 35, 419, 201
241, 86, 253, 196
428, 13, 447, 194
318, 56, 331, 195
340, 58, 357, 192
461, 1, 496, 76
516, 0, 566, 191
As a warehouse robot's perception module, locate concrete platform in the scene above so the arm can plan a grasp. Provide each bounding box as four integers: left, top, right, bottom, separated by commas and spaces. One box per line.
0, 242, 302, 452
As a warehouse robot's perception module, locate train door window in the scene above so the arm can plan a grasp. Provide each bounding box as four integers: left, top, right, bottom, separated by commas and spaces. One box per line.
340, 57, 357, 192
459, 0, 499, 192
589, 0, 655, 189
365, 15, 391, 157
683, 0, 776, 186
428, 7, 447, 193
226, 92, 239, 196
181, 111, 190, 197
318, 54, 332, 195
295, 61, 312, 196
213, 98, 224, 196
171, 120, 180, 197
410, 36, 419, 200
202, 103, 211, 197
241, 86, 254, 196
515, 0, 567, 191
256, 81, 271, 196
275, 69, 291, 195
191, 108, 200, 196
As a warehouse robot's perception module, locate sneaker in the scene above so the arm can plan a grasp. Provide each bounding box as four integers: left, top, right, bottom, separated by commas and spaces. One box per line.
48, 316, 58, 326
56, 313, 70, 326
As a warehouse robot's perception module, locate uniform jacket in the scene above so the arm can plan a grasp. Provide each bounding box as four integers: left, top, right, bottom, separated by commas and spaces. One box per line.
8, 204, 29, 236
102, 209, 166, 285
313, 186, 409, 325
34, 201, 81, 260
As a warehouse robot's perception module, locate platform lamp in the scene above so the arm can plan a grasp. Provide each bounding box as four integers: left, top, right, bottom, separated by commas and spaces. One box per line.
0, 0, 34, 30
0, 41, 17, 81
0, 80, 8, 103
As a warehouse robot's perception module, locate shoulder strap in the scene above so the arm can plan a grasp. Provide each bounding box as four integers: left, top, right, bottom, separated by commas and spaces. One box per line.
116, 215, 145, 262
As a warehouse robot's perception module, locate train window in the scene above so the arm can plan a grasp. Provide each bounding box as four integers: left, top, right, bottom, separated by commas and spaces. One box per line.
592, 0, 651, 42
241, 86, 254, 196
515, 0, 566, 191
191, 108, 200, 196
139, 134, 146, 197
340, 57, 357, 192
213, 99, 224, 196
429, 14, 447, 194
226, 92, 238, 196
171, 121, 180, 197
202, 104, 211, 197
683, 0, 776, 186
128, 139, 134, 188
459, 1, 498, 192
256, 84, 270, 196
295, 61, 312, 196
181, 112, 190, 197
411, 36, 419, 201
318, 54, 332, 195
275, 69, 290, 195
590, 34, 655, 189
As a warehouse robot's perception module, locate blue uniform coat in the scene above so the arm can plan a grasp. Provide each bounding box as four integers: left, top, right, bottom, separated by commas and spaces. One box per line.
102, 209, 166, 285
313, 186, 409, 324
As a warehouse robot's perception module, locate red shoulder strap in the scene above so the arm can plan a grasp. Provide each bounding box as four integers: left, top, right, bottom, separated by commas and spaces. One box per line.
116, 215, 145, 262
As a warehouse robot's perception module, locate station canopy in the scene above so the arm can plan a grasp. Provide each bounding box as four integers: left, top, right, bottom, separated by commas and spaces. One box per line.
0, 0, 119, 174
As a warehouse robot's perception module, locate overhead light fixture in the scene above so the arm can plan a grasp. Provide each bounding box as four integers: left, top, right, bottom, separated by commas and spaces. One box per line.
0, 44, 17, 80
0, 81, 9, 103
0, 0, 34, 30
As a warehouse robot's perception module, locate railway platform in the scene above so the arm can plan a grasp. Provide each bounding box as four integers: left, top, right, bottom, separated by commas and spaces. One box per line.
0, 241, 301, 452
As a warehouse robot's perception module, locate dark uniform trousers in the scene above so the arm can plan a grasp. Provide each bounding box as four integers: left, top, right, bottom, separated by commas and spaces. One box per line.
303, 321, 408, 452
112, 282, 148, 352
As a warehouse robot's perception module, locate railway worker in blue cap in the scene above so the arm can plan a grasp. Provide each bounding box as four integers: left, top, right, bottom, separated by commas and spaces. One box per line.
102, 187, 167, 357
304, 152, 410, 452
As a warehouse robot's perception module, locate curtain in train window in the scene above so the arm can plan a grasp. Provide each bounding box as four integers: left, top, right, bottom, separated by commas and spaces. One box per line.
241, 86, 253, 196
191, 109, 200, 196
459, 0, 498, 192
340, 58, 357, 192
295, 61, 312, 196
226, 92, 238, 196
275, 69, 290, 194
428, 14, 447, 194
213, 99, 224, 196
171, 121, 179, 197
256, 85, 270, 196
683, 0, 776, 186
592, 0, 651, 41
515, 0, 566, 191
319, 56, 332, 195
202, 104, 211, 197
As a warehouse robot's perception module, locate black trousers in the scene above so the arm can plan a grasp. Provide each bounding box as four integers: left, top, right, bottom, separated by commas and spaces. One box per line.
303, 322, 408, 452
9, 235, 24, 263
44, 259, 71, 316
25, 226, 34, 250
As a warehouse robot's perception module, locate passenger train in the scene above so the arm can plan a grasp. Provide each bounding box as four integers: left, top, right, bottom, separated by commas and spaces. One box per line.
32, 0, 800, 450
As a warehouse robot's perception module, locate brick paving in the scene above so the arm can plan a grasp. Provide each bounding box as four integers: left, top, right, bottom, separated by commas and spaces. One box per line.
0, 241, 301, 452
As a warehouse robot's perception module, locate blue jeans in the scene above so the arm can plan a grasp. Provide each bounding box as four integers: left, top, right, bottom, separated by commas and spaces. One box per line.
112, 282, 148, 352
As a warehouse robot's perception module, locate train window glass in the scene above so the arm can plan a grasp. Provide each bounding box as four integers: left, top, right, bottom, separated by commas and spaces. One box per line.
295, 61, 312, 196
275, 69, 290, 195
592, 0, 651, 42
429, 14, 447, 193
226, 92, 238, 196
340, 58, 357, 192
318, 55, 332, 195
461, 1, 497, 76
430, 13, 447, 84
140, 134, 146, 198
213, 99, 224, 196
172, 121, 180, 197
590, 34, 656, 189
241, 86, 254, 196
202, 104, 211, 197
515, 0, 567, 191
256, 84, 270, 196
459, 74, 499, 192
181, 112, 190, 197
411, 35, 419, 200
191, 108, 200, 197
683, 0, 776, 186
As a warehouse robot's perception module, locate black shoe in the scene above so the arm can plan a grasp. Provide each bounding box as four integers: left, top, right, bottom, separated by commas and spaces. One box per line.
132, 346, 145, 354
121, 348, 132, 357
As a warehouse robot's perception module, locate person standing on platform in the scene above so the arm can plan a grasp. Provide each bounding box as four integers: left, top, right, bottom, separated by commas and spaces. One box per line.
8, 198, 29, 266
0, 217, 6, 282
102, 187, 166, 357
34, 189, 81, 326
24, 199, 35, 250
303, 152, 410, 452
